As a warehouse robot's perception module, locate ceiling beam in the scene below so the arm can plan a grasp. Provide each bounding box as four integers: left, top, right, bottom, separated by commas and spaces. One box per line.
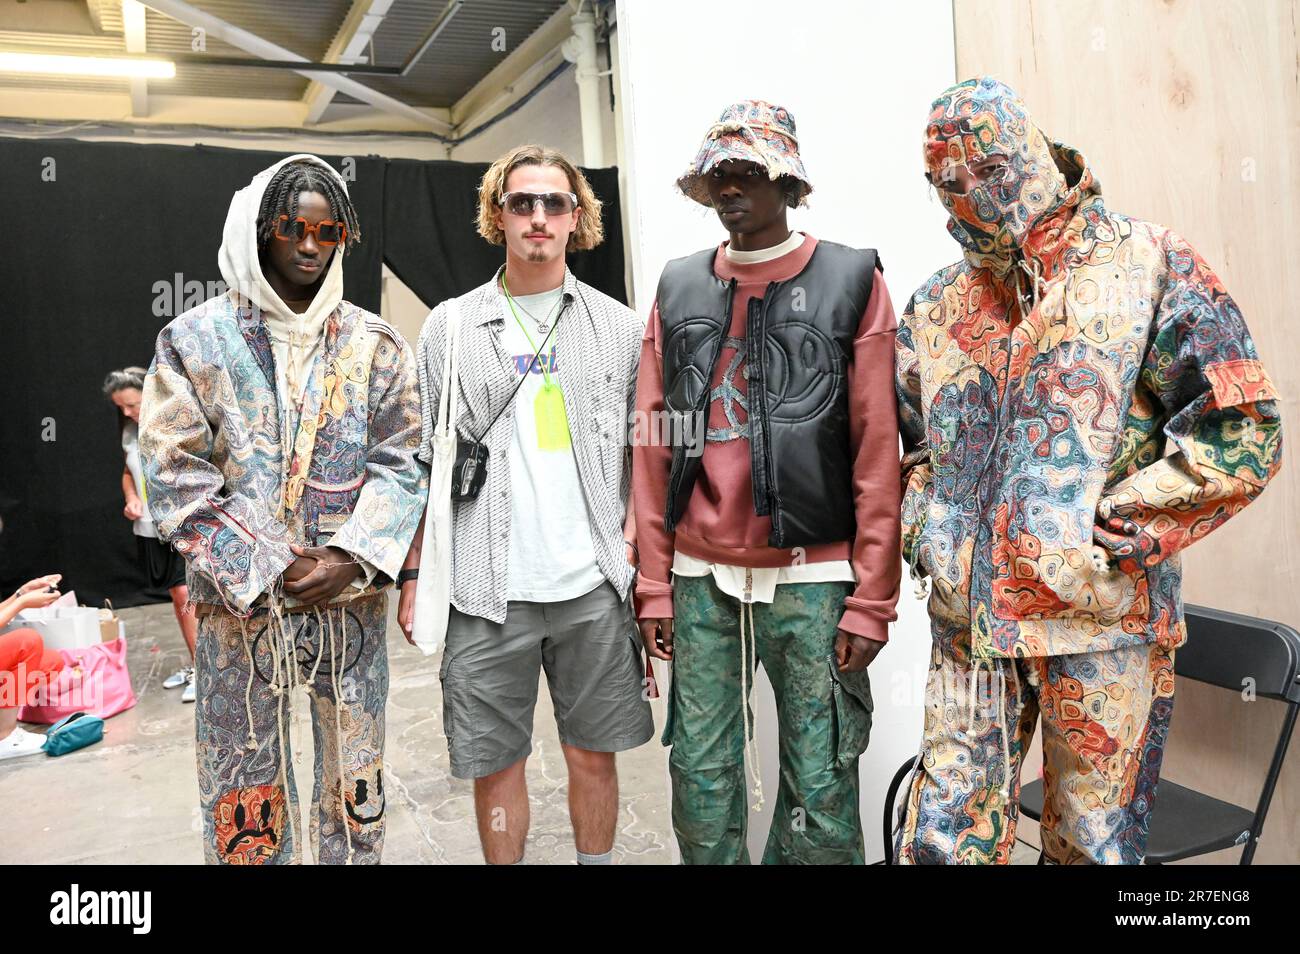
122, 0, 148, 118
450, 3, 574, 128
302, 0, 393, 126
0, 85, 451, 134
137, 0, 451, 131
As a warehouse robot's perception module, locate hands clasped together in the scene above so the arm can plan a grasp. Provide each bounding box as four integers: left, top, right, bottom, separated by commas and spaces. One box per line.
280, 545, 362, 606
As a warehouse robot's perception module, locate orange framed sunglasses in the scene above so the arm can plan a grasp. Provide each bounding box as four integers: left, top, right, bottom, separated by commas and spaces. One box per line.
273, 214, 348, 246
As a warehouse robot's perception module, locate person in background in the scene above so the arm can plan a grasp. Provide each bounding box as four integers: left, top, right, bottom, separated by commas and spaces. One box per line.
0, 574, 65, 760
104, 367, 197, 703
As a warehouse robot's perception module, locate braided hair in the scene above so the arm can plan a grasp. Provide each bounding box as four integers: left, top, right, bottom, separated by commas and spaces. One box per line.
254, 159, 361, 252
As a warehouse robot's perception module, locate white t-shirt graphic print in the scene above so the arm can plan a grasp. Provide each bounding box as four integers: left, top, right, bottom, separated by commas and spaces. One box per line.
499, 286, 604, 603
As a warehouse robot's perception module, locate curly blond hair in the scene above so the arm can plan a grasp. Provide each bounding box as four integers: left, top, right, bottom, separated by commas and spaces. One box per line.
476, 144, 604, 251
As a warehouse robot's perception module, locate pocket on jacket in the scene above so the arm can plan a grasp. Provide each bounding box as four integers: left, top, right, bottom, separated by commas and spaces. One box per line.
988, 343, 1142, 623
989, 494, 1148, 624
915, 502, 976, 625
304, 473, 365, 545
927, 369, 999, 504
826, 654, 873, 772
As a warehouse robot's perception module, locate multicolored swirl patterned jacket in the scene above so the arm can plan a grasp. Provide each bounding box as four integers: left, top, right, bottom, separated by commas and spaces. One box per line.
141, 294, 427, 615
899, 89, 1283, 659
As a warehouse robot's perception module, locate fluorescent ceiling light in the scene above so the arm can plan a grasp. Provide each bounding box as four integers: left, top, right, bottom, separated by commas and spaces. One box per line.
0, 52, 175, 79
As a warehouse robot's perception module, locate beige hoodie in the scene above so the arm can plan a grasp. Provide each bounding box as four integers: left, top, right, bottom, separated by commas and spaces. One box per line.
217, 153, 347, 409
215, 155, 377, 590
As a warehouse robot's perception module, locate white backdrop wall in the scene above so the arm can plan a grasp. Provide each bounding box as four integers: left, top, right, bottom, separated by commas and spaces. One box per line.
615, 0, 958, 862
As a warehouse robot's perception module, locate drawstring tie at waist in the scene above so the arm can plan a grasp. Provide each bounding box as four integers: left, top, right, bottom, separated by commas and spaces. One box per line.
958, 655, 1019, 798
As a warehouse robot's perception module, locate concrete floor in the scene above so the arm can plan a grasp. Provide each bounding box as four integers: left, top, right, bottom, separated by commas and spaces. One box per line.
1, 600, 1042, 865
0, 600, 673, 865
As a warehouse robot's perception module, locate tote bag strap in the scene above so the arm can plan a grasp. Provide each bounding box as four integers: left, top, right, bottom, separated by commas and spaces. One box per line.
436, 299, 461, 439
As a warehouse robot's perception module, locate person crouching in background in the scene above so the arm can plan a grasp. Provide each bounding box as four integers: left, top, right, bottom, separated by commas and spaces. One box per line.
104, 367, 197, 703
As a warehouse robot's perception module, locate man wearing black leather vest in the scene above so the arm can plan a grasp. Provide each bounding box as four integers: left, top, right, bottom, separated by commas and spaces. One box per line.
631, 100, 902, 864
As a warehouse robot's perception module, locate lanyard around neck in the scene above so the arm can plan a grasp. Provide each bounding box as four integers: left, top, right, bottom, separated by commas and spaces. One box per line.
502, 274, 564, 387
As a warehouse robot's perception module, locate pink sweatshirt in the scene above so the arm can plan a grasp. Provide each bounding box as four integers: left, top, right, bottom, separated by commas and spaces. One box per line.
632, 235, 902, 641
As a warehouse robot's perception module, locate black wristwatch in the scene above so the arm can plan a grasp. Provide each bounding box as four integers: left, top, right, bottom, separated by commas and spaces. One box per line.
396, 568, 420, 586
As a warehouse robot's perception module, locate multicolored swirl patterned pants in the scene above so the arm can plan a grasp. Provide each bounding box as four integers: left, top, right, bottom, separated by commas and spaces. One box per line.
664, 576, 874, 864
895, 621, 1175, 864
194, 592, 389, 865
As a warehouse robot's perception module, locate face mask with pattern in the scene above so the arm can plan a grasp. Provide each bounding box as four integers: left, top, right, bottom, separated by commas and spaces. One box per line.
924, 77, 1067, 258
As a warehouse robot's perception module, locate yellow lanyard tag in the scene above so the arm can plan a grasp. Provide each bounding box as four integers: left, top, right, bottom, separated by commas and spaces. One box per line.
534, 381, 571, 451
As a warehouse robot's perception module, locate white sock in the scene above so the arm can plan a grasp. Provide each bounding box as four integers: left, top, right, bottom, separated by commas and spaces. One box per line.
576, 849, 613, 865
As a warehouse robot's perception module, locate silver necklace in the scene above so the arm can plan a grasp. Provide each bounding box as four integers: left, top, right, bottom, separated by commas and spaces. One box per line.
511, 290, 564, 333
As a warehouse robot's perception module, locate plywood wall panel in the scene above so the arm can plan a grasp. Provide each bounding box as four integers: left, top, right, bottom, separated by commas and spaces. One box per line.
953, 0, 1300, 864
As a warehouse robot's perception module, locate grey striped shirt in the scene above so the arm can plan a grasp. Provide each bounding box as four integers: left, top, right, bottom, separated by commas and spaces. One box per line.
415, 266, 641, 623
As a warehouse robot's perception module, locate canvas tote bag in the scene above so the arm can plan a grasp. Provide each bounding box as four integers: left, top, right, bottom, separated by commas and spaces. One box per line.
410, 299, 462, 655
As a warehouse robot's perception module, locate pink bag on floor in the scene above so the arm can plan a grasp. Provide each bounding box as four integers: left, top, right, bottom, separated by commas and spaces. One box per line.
19, 636, 137, 724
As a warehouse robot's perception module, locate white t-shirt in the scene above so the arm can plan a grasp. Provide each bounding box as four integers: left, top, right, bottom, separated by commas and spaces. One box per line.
499, 286, 605, 603
121, 421, 158, 539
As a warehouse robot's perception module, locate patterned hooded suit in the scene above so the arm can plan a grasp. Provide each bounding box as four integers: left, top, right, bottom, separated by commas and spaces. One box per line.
140, 156, 427, 864
894, 79, 1282, 864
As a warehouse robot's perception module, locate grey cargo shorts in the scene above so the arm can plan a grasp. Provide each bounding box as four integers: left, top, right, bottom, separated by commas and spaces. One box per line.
439, 580, 655, 779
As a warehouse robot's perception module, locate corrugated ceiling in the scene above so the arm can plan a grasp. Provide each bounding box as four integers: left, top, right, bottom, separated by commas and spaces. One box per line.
0, 0, 569, 107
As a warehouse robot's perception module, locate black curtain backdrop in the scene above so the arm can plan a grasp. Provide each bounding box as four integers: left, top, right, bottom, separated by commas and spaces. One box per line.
0, 135, 624, 608
382, 158, 627, 307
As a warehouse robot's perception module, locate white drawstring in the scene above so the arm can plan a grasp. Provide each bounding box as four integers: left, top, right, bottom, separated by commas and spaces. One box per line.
959, 656, 1015, 798
959, 659, 982, 742
1007, 662, 1021, 797
327, 606, 356, 865
265, 598, 300, 862
910, 555, 930, 601
1015, 256, 1046, 323
738, 600, 764, 813
998, 667, 1011, 798
907, 521, 930, 601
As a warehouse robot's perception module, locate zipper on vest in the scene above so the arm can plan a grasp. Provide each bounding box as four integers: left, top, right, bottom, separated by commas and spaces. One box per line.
747, 283, 782, 541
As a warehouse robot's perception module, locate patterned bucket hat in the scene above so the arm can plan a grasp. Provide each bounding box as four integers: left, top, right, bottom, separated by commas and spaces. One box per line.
676, 99, 812, 208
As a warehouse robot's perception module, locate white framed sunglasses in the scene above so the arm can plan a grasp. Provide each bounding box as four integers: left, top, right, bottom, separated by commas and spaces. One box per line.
499, 190, 579, 216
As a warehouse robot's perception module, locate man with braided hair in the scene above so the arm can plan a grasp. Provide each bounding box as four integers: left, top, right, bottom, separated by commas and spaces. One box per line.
140, 155, 426, 864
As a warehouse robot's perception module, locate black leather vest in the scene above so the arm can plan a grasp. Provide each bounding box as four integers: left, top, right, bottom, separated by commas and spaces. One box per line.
657, 240, 878, 549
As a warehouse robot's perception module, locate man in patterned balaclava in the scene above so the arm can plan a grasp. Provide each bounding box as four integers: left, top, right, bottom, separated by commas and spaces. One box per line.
893, 77, 1283, 864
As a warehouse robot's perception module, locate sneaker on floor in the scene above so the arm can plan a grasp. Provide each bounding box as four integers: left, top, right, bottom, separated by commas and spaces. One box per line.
0, 726, 47, 761
163, 667, 193, 690
181, 672, 196, 704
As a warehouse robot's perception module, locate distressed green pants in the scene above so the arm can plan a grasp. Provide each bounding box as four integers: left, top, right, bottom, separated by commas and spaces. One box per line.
664, 575, 873, 864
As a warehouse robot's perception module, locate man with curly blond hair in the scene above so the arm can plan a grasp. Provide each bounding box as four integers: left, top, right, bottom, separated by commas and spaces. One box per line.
399, 144, 652, 865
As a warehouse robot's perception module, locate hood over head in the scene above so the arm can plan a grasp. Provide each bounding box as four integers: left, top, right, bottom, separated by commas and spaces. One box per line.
924, 77, 1091, 263
217, 153, 349, 320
